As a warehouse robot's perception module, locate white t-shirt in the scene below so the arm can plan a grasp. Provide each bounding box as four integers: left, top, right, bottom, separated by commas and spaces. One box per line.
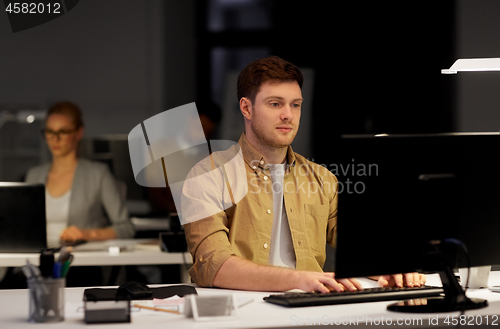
45, 189, 71, 248
267, 163, 296, 269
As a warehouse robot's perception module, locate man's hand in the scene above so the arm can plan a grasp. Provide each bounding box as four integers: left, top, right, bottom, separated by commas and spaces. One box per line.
212, 256, 364, 292
377, 273, 426, 288
292, 271, 363, 293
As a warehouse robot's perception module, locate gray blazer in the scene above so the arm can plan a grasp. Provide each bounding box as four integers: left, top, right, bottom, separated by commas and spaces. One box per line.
25, 158, 136, 239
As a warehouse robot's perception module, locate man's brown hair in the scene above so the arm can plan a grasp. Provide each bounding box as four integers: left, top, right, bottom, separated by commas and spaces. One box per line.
237, 56, 303, 103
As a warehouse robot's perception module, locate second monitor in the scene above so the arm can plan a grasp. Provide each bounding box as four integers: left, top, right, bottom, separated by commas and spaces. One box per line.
334, 133, 500, 311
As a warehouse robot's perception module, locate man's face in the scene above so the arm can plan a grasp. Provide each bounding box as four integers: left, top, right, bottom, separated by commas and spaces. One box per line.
249, 80, 302, 149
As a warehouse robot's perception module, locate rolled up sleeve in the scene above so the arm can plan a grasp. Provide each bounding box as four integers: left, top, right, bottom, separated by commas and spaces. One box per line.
183, 213, 236, 287
181, 157, 236, 287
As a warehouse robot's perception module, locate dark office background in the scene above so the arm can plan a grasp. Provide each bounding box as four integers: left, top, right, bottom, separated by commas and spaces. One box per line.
1, 0, 500, 181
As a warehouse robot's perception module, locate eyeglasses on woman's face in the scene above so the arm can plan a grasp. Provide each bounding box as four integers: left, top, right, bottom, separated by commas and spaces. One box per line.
41, 128, 77, 140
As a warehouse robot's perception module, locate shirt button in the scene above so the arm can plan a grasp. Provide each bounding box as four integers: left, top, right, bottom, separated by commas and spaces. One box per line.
266, 209, 271, 214
298, 241, 302, 246
260, 160, 264, 165
252, 166, 257, 170
263, 176, 268, 181
290, 208, 293, 212
263, 243, 268, 249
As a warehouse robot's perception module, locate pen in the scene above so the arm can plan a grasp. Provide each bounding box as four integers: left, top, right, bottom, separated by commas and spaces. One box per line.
53, 262, 62, 278
22, 260, 42, 279
61, 255, 73, 278
133, 304, 180, 314
57, 246, 73, 263
238, 297, 254, 308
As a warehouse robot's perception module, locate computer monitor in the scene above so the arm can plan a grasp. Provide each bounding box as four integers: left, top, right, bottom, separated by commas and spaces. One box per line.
333, 133, 500, 312
0, 182, 47, 252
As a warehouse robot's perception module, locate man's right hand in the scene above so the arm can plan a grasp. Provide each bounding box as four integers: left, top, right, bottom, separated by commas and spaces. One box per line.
213, 256, 363, 292
292, 270, 363, 293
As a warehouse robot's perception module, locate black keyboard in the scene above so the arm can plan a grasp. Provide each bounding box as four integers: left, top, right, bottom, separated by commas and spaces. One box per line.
264, 285, 444, 307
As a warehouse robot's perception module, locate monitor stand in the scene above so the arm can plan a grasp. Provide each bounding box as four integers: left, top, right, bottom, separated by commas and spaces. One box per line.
387, 252, 487, 313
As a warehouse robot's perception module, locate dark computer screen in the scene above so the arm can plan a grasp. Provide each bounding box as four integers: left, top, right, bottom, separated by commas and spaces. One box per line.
0, 182, 47, 252
334, 133, 500, 279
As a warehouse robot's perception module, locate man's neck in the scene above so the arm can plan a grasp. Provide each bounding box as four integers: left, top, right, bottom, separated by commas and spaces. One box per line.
245, 132, 288, 165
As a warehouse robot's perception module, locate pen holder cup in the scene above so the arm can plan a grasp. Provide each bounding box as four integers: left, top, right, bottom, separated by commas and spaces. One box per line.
27, 277, 65, 323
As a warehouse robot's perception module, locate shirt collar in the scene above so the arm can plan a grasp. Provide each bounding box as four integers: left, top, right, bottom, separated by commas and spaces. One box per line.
238, 132, 297, 171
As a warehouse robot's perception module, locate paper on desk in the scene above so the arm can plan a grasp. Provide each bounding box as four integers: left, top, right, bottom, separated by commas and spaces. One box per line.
131, 295, 184, 313
153, 295, 184, 306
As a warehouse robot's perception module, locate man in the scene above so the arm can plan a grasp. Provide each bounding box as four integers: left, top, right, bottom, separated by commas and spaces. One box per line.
182, 56, 425, 292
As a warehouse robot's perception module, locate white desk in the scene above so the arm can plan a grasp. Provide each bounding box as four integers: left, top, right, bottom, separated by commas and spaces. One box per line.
0, 239, 192, 282
0, 239, 191, 267
2, 273, 500, 328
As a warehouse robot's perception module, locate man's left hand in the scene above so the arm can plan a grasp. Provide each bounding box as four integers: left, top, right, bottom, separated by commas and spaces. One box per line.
377, 273, 426, 288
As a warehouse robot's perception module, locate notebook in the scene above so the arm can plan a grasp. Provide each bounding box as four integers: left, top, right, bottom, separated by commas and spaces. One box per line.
0, 182, 47, 252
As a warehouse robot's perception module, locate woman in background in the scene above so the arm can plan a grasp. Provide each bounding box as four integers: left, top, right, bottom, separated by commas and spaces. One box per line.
25, 102, 135, 248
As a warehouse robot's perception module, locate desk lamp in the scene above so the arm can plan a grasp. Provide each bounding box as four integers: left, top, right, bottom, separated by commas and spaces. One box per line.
442, 57, 500, 74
